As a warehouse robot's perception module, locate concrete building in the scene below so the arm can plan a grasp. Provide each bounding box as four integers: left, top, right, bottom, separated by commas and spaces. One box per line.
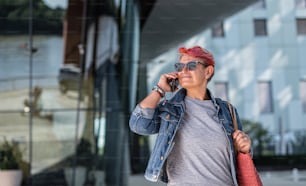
147, 0, 306, 155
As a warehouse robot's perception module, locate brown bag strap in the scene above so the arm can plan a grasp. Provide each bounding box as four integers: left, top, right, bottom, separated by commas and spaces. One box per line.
228, 102, 239, 154
228, 102, 238, 131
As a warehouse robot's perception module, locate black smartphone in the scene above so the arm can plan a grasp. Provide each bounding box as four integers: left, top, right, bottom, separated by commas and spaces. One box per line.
168, 78, 179, 92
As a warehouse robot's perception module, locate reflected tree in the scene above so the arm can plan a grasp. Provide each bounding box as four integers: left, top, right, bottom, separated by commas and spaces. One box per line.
0, 0, 64, 34
241, 119, 272, 156
293, 130, 306, 154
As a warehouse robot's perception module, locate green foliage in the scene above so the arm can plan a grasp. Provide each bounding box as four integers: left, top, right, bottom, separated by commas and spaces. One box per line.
0, 0, 65, 34
0, 138, 23, 170
292, 130, 306, 154
0, 137, 30, 183
241, 119, 273, 156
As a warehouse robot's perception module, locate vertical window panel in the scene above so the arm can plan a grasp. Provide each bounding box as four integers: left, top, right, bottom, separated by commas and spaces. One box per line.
296, 18, 306, 35
254, 19, 267, 36
212, 22, 225, 38
214, 82, 229, 101
300, 80, 306, 113
258, 81, 273, 113
253, 0, 266, 9
295, 0, 306, 9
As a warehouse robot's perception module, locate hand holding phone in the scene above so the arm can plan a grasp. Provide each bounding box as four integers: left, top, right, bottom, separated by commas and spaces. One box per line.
168, 78, 179, 92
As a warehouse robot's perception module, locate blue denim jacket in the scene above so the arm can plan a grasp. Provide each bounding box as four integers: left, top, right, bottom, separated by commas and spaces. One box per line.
129, 88, 242, 185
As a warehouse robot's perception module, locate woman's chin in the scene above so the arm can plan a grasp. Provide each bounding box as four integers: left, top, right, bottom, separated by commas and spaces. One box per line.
180, 83, 193, 89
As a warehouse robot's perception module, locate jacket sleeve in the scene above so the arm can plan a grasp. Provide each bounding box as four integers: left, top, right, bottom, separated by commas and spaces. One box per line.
129, 104, 161, 135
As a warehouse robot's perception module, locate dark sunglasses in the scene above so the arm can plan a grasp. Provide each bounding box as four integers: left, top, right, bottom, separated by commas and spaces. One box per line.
174, 61, 207, 72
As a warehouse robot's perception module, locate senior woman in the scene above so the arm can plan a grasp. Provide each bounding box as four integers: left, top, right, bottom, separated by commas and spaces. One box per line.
129, 46, 251, 186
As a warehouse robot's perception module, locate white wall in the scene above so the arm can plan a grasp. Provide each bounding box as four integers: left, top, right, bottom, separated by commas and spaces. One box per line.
147, 0, 306, 138
218, 0, 306, 135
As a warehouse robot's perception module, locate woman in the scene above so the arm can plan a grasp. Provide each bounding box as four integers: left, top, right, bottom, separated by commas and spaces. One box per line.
129, 46, 251, 186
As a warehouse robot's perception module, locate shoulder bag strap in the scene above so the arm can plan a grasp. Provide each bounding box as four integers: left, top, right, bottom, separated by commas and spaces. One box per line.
227, 102, 238, 131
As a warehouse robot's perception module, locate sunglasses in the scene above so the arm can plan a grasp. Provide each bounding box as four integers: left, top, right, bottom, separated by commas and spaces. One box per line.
174, 61, 207, 72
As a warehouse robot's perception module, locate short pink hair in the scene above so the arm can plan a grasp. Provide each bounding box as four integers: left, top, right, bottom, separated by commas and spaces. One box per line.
179, 46, 215, 66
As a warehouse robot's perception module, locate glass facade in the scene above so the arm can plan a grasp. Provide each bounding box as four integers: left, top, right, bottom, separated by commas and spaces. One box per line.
0, 0, 138, 185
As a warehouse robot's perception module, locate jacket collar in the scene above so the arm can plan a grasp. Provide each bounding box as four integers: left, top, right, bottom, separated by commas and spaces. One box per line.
169, 88, 220, 110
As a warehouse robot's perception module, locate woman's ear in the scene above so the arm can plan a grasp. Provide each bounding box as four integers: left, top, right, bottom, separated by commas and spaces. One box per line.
206, 65, 214, 80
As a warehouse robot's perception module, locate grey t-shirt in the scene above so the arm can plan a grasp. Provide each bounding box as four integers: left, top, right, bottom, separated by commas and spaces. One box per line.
166, 96, 234, 186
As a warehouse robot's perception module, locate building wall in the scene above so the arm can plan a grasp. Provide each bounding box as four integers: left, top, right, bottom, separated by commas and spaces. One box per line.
147, 0, 306, 142
211, 0, 306, 134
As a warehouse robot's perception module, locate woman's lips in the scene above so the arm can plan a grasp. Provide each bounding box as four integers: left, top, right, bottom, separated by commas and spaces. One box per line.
181, 76, 191, 80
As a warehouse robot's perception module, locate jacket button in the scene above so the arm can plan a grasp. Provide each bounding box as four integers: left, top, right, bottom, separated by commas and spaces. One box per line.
160, 156, 164, 160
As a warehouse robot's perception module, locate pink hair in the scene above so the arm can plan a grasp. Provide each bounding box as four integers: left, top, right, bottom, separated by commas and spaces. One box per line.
179, 46, 215, 66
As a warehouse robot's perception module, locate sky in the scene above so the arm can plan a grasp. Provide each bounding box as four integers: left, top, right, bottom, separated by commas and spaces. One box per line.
43, 0, 67, 9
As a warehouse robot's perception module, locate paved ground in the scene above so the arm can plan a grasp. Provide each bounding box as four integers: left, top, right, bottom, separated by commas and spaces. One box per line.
129, 170, 306, 186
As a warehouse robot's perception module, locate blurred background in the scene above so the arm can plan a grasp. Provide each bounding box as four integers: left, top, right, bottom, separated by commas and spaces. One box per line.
0, 0, 305, 185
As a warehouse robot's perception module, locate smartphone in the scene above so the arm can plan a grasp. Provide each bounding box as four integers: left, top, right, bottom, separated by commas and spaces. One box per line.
168, 78, 179, 92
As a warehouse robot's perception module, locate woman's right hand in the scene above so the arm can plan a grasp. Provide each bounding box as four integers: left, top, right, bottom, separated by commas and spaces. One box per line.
157, 72, 178, 92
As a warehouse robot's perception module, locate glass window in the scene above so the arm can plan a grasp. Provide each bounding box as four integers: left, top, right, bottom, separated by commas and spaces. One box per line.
253, 0, 266, 9
300, 80, 306, 112
295, 0, 306, 8
254, 19, 268, 36
211, 22, 225, 38
214, 82, 229, 101
296, 18, 306, 35
258, 81, 273, 113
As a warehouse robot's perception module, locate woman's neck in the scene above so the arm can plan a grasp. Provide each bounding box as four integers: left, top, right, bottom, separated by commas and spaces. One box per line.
186, 89, 210, 100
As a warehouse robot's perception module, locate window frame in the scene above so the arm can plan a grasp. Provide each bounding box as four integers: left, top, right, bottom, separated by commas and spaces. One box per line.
254, 19, 268, 36
211, 21, 225, 38
258, 81, 274, 114
296, 18, 306, 35
253, 0, 266, 9
300, 79, 306, 113
295, 0, 306, 9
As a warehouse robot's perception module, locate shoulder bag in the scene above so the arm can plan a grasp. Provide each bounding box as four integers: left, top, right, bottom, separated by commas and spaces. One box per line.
228, 103, 263, 186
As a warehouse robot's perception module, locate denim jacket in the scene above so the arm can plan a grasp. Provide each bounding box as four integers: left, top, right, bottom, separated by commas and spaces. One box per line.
129, 88, 242, 185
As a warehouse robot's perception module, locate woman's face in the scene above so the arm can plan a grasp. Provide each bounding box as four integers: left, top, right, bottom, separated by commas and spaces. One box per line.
178, 54, 211, 90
